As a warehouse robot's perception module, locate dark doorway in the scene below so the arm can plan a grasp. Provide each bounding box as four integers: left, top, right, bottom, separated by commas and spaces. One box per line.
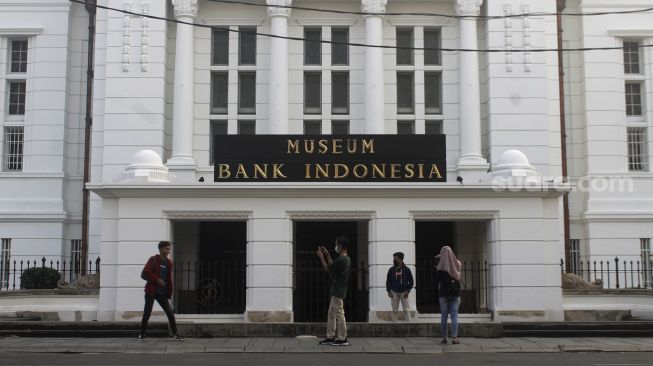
174, 221, 246, 314
415, 221, 454, 314
293, 221, 368, 322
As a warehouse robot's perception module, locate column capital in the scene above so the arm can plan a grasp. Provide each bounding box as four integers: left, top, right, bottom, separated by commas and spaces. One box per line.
171, 0, 198, 19
455, 0, 483, 17
267, 0, 292, 17
361, 0, 387, 15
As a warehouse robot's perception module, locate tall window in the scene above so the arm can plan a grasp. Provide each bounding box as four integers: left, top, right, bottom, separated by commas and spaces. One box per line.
396, 28, 443, 134
623, 40, 648, 172
627, 127, 648, 172
3, 126, 24, 171
209, 25, 258, 160
641, 238, 652, 288
570, 239, 581, 273
303, 26, 350, 134
1, 239, 10, 289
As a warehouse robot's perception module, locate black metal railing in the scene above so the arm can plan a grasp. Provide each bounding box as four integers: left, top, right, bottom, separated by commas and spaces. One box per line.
561, 257, 653, 289
0, 257, 100, 291
416, 259, 489, 314
174, 259, 246, 314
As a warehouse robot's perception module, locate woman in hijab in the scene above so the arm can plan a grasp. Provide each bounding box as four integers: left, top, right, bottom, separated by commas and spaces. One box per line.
435, 246, 462, 344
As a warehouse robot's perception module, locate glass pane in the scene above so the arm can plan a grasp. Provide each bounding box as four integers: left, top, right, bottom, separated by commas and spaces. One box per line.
397, 72, 414, 114
331, 72, 349, 114
8, 82, 26, 115
238, 120, 256, 135
397, 121, 414, 135
211, 72, 228, 114
623, 41, 640, 74
10, 40, 28, 73
425, 72, 442, 114
396, 28, 414, 65
304, 120, 322, 135
304, 72, 322, 114
238, 72, 256, 114
304, 28, 322, 65
332, 120, 350, 135
239, 27, 257, 65
626, 83, 642, 116
425, 120, 443, 135
212, 28, 229, 65
210, 120, 228, 165
331, 28, 349, 65
424, 28, 441, 65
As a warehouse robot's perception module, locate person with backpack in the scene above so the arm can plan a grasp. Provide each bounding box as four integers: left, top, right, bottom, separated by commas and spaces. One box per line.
138, 241, 183, 341
435, 245, 462, 345
386, 252, 414, 322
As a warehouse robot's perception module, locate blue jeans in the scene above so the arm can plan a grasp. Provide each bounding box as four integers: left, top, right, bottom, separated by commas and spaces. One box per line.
439, 296, 460, 338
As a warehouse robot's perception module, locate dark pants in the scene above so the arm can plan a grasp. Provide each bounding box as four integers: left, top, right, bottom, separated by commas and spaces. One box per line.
140, 293, 178, 335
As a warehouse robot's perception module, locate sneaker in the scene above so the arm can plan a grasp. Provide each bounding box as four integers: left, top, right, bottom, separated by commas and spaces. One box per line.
333, 338, 350, 346
318, 338, 335, 345
174, 334, 184, 341
440, 338, 447, 344
138, 334, 146, 341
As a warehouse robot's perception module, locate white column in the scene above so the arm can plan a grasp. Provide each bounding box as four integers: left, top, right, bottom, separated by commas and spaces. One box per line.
456, 0, 489, 181
167, 0, 198, 176
362, 0, 387, 134
267, 0, 291, 134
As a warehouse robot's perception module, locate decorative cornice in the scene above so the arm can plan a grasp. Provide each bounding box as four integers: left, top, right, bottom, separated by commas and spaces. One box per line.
361, 0, 387, 15
455, 0, 483, 17
172, 0, 198, 19
410, 210, 498, 219
267, 0, 291, 18
0, 28, 43, 36
287, 210, 375, 219
164, 210, 252, 219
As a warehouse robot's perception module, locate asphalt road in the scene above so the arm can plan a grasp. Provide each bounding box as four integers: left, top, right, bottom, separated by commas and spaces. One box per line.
1, 352, 653, 366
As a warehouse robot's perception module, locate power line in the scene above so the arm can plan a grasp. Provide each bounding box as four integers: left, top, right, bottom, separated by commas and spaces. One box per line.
208, 0, 653, 20
70, 0, 653, 54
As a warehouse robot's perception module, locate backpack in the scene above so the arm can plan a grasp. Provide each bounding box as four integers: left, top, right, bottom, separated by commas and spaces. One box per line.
444, 278, 461, 294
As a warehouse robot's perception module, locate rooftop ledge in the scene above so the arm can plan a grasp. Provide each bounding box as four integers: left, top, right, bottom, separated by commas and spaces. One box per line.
87, 182, 571, 199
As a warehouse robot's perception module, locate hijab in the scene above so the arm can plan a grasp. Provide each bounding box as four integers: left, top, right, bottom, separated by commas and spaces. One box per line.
437, 246, 462, 281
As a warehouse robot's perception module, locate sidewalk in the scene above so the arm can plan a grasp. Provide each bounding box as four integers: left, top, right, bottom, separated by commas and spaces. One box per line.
1, 336, 652, 354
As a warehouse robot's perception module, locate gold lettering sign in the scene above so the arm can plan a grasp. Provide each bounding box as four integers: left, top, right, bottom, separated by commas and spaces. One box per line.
214, 135, 446, 182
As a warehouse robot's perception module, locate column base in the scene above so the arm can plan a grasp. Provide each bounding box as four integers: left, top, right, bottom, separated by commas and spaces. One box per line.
456, 156, 490, 184
166, 156, 197, 182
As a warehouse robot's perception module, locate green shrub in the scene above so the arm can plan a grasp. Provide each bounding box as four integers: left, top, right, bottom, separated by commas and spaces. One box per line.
20, 267, 61, 289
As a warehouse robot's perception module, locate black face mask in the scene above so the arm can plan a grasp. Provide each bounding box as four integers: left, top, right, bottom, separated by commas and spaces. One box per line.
393, 260, 400, 266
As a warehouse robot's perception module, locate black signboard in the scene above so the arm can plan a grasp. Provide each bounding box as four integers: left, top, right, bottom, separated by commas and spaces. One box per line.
213, 135, 446, 182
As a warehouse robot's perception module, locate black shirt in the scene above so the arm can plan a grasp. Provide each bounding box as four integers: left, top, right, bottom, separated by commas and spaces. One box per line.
436, 270, 460, 297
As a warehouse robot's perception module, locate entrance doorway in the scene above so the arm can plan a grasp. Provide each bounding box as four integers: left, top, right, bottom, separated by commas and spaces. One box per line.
293, 221, 369, 322
172, 221, 247, 314
415, 221, 489, 314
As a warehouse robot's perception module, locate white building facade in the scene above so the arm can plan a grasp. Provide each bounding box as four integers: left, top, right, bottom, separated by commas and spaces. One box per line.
0, 0, 651, 322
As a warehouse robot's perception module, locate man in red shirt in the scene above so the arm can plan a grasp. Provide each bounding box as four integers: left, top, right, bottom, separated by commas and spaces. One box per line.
138, 241, 183, 341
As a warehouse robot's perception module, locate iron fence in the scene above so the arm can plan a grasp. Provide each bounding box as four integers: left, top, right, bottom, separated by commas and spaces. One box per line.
561, 257, 653, 289
174, 259, 246, 314
0, 256, 100, 291
293, 257, 369, 322
416, 259, 490, 314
